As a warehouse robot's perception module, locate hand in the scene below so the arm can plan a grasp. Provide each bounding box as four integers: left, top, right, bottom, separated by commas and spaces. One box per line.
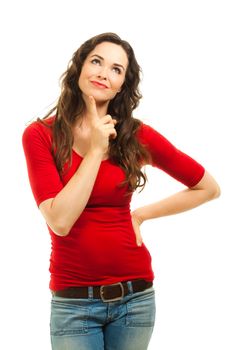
131, 210, 144, 246
85, 95, 117, 156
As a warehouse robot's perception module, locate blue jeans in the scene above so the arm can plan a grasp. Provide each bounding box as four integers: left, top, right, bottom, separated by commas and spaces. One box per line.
50, 282, 156, 350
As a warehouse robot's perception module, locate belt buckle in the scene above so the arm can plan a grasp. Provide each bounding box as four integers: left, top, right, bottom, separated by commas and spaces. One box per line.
100, 282, 124, 303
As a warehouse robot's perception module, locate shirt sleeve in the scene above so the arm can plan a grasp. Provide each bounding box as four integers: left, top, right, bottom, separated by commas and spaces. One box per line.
136, 123, 205, 187
22, 122, 64, 207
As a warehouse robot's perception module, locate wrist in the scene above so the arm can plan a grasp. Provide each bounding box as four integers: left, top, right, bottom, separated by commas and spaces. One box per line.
131, 209, 145, 225
87, 148, 104, 159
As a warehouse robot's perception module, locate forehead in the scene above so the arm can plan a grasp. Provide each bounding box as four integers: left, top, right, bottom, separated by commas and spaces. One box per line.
87, 42, 128, 68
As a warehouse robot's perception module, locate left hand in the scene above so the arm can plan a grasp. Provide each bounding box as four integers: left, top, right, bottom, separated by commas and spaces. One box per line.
131, 211, 144, 246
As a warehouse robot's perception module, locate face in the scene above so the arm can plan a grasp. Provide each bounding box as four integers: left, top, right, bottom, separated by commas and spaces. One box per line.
78, 42, 128, 104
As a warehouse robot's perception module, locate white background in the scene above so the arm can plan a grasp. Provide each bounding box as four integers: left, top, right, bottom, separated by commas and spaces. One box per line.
1, 0, 232, 349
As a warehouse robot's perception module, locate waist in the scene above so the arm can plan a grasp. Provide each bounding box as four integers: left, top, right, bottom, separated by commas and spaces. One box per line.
51, 279, 153, 303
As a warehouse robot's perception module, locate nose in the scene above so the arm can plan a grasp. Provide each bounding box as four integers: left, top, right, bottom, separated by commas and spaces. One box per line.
97, 66, 108, 80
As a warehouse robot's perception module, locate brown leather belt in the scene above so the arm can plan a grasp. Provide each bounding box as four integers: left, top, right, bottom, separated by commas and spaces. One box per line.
52, 279, 153, 302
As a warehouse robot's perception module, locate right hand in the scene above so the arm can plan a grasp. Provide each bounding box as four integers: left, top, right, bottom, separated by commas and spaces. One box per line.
85, 95, 117, 156
131, 211, 144, 246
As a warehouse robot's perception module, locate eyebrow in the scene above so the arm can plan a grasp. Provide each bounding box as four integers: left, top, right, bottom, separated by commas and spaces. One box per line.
90, 54, 126, 71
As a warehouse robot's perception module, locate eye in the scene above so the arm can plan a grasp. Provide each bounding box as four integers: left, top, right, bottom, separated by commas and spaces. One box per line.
91, 58, 101, 65
112, 66, 121, 74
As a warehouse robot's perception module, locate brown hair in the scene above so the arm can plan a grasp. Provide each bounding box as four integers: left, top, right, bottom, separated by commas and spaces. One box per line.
40, 32, 151, 194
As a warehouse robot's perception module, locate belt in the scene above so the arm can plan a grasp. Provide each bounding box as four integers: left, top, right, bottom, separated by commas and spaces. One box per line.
52, 279, 153, 303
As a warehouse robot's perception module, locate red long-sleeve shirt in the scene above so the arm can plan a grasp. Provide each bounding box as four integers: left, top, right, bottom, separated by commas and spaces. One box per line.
22, 117, 205, 291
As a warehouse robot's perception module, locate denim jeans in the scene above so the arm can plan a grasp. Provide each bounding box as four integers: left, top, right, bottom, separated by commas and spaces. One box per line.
50, 281, 156, 350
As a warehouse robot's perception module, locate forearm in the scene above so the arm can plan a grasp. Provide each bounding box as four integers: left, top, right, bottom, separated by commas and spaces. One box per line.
132, 170, 220, 223
134, 187, 218, 223
40, 150, 103, 235
132, 183, 219, 223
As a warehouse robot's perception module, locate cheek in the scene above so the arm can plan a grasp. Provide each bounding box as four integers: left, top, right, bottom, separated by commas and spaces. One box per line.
78, 66, 95, 90
80, 64, 96, 81
78, 67, 86, 86
111, 75, 125, 91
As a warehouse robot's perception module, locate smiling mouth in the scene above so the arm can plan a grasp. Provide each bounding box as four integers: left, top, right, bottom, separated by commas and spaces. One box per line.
91, 81, 109, 89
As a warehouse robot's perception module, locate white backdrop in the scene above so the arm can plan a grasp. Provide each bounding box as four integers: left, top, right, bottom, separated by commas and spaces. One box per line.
1, 0, 232, 349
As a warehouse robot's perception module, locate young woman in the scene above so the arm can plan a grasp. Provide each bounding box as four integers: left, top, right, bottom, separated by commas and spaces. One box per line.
22, 32, 220, 350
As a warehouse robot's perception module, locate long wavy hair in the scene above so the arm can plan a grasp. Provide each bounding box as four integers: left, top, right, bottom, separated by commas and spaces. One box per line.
40, 32, 152, 194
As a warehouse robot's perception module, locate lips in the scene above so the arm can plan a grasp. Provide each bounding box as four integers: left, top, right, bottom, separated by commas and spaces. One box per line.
91, 81, 109, 89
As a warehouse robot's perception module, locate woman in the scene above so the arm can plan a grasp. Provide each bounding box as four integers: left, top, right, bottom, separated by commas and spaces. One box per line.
22, 32, 220, 350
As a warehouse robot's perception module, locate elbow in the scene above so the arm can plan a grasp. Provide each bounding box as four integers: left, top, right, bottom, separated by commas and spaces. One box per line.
55, 227, 71, 237
48, 221, 72, 237
39, 199, 77, 236
213, 184, 221, 199
47, 213, 81, 237
207, 183, 221, 201
193, 171, 221, 201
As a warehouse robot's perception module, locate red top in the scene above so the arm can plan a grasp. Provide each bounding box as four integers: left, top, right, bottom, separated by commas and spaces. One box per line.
22, 117, 205, 290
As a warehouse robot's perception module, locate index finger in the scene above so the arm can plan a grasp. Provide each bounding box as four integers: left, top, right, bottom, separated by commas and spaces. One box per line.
84, 95, 99, 120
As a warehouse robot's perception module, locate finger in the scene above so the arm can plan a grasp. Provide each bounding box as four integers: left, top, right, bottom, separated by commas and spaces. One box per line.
108, 119, 117, 126
105, 124, 117, 139
87, 95, 98, 117
131, 218, 143, 246
135, 228, 143, 246
109, 129, 117, 140
101, 115, 116, 125
84, 95, 99, 120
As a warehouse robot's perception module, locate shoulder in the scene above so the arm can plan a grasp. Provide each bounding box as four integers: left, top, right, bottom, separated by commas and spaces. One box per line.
22, 116, 55, 148
135, 120, 178, 160
135, 120, 163, 144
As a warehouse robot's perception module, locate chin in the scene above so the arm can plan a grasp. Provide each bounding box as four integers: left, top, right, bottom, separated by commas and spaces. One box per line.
95, 98, 110, 106
90, 92, 112, 103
